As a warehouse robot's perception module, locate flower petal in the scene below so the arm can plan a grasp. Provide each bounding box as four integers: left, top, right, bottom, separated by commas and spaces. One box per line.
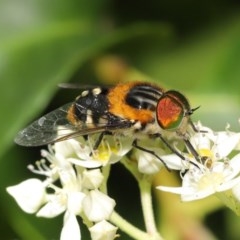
161, 154, 185, 170
6, 178, 46, 214
61, 211, 81, 240
37, 194, 66, 218
67, 192, 85, 215
82, 169, 104, 189
181, 188, 215, 201
212, 133, 240, 159
190, 131, 212, 150
217, 176, 240, 192
232, 182, 240, 202
156, 186, 185, 195
89, 220, 117, 240
226, 153, 240, 178
68, 158, 102, 168
83, 190, 116, 222
54, 139, 78, 158
136, 150, 162, 174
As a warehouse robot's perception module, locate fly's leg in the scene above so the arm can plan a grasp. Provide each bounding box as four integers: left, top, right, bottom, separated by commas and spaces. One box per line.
89, 131, 112, 156
154, 133, 200, 168
132, 139, 171, 171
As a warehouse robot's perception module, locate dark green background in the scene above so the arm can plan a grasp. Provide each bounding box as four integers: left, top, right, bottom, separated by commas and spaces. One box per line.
1, 0, 240, 239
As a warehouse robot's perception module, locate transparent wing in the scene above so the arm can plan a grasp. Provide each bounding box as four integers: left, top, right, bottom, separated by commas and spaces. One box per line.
58, 83, 111, 90
15, 103, 75, 146
14, 103, 131, 147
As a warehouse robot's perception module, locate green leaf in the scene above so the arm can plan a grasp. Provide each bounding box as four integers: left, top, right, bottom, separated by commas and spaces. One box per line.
0, 1, 109, 239
132, 16, 240, 92
0, 0, 108, 158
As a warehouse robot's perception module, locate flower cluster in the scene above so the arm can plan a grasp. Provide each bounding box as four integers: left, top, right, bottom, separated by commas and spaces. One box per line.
7, 122, 240, 239
7, 134, 132, 240
157, 123, 240, 214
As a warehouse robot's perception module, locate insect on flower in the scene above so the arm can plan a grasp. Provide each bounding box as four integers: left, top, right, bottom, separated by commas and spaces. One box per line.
15, 81, 200, 169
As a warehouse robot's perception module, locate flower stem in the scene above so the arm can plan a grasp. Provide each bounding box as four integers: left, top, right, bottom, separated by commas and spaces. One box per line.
110, 211, 150, 240
100, 164, 111, 194
139, 175, 163, 240
120, 157, 163, 239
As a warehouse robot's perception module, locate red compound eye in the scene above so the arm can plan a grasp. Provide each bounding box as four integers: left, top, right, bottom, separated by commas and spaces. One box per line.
156, 91, 190, 130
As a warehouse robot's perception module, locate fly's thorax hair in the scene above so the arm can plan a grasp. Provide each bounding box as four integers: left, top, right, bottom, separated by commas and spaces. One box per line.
117, 119, 160, 139
128, 114, 192, 141
71, 87, 109, 125
107, 82, 163, 124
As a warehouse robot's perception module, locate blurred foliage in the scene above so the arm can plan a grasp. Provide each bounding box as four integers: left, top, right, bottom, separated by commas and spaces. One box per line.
1, 0, 240, 239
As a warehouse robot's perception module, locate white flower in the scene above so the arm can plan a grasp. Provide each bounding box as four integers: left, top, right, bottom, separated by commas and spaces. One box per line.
157, 124, 240, 201
89, 220, 117, 240
7, 138, 119, 240
36, 191, 85, 218
189, 124, 240, 162
81, 168, 104, 189
158, 153, 240, 201
83, 189, 116, 222
64, 135, 132, 168
6, 178, 46, 213
36, 150, 84, 217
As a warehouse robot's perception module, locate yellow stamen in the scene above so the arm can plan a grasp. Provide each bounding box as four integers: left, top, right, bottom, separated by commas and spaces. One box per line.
199, 148, 214, 168
93, 140, 119, 162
